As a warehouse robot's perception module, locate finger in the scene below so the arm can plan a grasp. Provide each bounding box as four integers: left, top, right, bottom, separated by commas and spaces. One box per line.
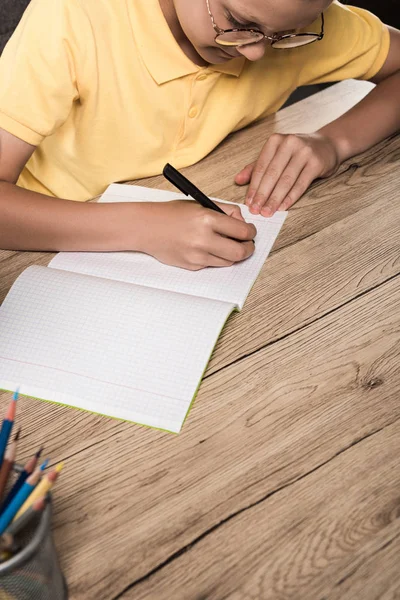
209, 236, 255, 263
185, 254, 236, 269
278, 164, 319, 211
215, 202, 245, 222
213, 212, 257, 241
259, 153, 309, 217
246, 134, 283, 206
234, 163, 254, 186
249, 143, 295, 215
205, 255, 236, 268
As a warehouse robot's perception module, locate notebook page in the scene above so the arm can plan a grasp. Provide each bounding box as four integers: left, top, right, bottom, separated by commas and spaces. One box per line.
49, 184, 286, 310
0, 266, 234, 433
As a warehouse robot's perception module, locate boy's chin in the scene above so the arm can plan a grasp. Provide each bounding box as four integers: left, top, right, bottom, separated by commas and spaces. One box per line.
200, 46, 237, 63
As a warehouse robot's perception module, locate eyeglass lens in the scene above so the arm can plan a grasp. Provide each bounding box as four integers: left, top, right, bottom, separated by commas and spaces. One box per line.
216, 31, 320, 48
271, 34, 319, 48
215, 29, 265, 46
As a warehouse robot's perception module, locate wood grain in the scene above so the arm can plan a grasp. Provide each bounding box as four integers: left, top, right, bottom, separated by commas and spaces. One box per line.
124, 421, 400, 600
0, 79, 399, 599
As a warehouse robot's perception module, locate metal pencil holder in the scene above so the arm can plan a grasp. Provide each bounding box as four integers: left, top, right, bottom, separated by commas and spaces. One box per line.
0, 466, 68, 600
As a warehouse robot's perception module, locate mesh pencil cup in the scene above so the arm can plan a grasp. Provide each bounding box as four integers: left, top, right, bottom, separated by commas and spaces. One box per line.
0, 466, 68, 600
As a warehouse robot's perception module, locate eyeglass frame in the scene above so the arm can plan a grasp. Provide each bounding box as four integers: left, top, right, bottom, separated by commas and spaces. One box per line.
205, 0, 325, 49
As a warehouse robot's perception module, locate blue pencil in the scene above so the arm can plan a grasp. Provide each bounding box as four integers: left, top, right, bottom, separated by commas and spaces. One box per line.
0, 459, 48, 535
0, 389, 19, 468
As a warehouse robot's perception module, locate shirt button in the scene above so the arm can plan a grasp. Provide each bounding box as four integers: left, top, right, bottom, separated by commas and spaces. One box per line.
197, 73, 208, 81
188, 107, 198, 118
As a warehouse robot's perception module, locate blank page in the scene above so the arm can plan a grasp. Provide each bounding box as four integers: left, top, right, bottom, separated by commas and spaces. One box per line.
0, 266, 234, 432
50, 184, 286, 310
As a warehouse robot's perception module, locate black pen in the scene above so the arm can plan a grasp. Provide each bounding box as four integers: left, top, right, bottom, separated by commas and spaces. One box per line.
163, 163, 226, 214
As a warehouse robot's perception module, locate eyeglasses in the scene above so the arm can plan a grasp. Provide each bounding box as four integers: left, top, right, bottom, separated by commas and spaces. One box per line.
206, 0, 324, 49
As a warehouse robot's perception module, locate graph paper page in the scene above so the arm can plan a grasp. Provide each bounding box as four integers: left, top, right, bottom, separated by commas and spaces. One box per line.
49, 184, 287, 310
0, 266, 234, 432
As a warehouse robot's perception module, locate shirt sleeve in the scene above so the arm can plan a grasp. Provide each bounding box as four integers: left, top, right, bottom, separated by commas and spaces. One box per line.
296, 1, 390, 87
0, 0, 91, 146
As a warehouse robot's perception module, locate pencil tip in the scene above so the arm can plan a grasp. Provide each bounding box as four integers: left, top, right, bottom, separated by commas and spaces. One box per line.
13, 388, 20, 401
14, 427, 21, 441
36, 446, 44, 458
40, 458, 49, 471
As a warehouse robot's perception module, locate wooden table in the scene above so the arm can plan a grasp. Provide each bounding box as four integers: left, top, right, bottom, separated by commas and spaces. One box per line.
1, 79, 399, 600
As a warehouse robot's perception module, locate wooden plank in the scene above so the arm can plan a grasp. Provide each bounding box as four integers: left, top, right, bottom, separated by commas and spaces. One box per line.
122, 421, 400, 600
325, 533, 400, 600
17, 274, 397, 598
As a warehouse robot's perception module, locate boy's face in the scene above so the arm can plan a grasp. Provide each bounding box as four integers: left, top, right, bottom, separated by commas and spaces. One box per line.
172, 0, 332, 63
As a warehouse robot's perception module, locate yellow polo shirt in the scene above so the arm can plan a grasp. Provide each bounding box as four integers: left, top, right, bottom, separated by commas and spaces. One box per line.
0, 0, 390, 201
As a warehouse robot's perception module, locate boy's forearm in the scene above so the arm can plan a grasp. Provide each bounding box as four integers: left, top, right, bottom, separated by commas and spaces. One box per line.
0, 181, 147, 252
318, 70, 400, 164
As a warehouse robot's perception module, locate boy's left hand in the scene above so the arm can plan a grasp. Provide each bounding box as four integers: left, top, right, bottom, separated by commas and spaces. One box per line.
235, 132, 340, 217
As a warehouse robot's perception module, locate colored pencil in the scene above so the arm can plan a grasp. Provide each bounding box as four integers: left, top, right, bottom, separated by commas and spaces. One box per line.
0, 390, 18, 468
0, 428, 21, 501
0, 460, 48, 535
5, 495, 48, 536
0, 446, 43, 511
14, 462, 63, 520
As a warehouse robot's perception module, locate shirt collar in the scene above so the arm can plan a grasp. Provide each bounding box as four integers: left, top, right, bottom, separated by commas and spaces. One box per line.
128, 0, 245, 84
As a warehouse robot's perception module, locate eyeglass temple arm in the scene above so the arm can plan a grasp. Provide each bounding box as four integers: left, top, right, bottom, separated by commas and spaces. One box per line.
206, 0, 225, 35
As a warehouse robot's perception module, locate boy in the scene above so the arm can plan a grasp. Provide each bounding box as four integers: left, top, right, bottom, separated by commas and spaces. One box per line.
0, 0, 399, 269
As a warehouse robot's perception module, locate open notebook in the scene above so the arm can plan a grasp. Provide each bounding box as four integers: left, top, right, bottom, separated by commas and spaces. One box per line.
0, 184, 286, 432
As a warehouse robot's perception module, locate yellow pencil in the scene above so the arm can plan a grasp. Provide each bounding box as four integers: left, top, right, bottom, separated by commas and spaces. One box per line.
13, 462, 63, 521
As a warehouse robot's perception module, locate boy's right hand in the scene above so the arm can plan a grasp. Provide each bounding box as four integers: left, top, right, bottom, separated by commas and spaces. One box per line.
133, 200, 257, 270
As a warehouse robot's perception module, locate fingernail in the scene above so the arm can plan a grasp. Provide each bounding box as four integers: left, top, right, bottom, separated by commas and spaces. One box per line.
249, 204, 261, 215
246, 193, 254, 206
261, 206, 273, 217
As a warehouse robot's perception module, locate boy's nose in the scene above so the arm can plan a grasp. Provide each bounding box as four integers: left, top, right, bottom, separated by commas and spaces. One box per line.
236, 40, 267, 61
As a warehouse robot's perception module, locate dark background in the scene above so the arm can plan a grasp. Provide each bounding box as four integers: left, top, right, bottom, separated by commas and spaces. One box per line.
350, 0, 398, 27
